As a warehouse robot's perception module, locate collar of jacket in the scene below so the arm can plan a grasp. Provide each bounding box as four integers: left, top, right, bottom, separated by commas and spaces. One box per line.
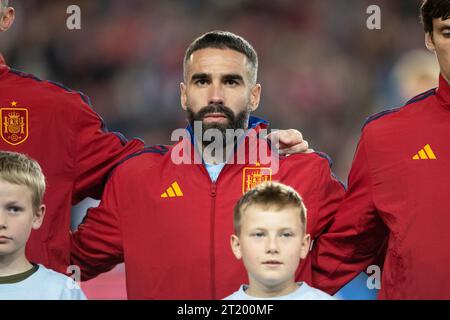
436, 74, 450, 111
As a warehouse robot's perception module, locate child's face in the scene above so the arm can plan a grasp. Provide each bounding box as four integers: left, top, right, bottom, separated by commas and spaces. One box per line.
231, 205, 310, 290
0, 180, 44, 258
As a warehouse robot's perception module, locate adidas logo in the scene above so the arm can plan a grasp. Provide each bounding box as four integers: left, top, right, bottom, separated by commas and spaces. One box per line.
161, 182, 184, 198
412, 144, 437, 160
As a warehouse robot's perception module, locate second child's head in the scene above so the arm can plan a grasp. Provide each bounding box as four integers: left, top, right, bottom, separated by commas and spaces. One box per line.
231, 182, 310, 293
0, 152, 46, 259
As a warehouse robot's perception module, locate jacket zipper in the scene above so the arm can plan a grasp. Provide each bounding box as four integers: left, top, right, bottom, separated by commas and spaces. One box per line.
201, 164, 229, 300
210, 182, 217, 299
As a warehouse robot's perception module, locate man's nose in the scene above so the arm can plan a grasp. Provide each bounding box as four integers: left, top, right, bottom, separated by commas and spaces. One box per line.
208, 83, 224, 105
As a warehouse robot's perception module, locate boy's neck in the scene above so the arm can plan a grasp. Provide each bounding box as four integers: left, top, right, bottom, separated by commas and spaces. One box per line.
0, 250, 33, 277
246, 279, 300, 298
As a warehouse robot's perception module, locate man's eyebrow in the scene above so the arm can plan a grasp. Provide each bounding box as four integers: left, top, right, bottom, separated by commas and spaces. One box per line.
438, 25, 450, 32
222, 74, 244, 82
190, 73, 211, 81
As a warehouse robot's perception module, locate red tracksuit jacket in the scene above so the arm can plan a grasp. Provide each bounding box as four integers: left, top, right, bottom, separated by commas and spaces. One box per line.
311, 75, 450, 299
71, 117, 345, 299
0, 55, 144, 273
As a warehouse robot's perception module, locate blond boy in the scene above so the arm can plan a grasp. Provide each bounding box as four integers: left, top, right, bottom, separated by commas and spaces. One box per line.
225, 181, 334, 300
0, 151, 86, 300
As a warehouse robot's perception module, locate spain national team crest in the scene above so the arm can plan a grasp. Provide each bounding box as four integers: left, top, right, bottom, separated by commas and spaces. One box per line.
1, 106, 29, 146
242, 165, 272, 194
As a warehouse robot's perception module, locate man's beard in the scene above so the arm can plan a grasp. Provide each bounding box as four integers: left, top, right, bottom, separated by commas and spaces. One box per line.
187, 103, 251, 149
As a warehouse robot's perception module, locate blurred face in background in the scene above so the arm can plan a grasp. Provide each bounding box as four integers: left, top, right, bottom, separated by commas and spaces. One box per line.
426, 17, 450, 83
180, 48, 261, 134
0, 2, 14, 33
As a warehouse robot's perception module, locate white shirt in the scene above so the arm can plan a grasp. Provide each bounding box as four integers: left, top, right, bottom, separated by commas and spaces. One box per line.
224, 282, 335, 300
0, 264, 87, 300
204, 162, 226, 182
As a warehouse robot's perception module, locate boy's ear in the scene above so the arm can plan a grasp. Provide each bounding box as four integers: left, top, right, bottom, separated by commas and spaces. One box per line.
299, 233, 311, 260
230, 235, 242, 260
32, 205, 45, 230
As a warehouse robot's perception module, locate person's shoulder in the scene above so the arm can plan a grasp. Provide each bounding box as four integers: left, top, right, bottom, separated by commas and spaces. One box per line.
281, 151, 345, 189
107, 145, 171, 179
35, 265, 75, 285
7, 68, 91, 107
283, 151, 341, 182
223, 286, 247, 300
223, 292, 239, 300
363, 88, 436, 133
284, 150, 335, 169
299, 283, 336, 300
35, 265, 86, 300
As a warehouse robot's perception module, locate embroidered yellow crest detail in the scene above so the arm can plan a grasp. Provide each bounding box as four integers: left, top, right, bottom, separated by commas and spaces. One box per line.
242, 165, 272, 194
1, 107, 29, 146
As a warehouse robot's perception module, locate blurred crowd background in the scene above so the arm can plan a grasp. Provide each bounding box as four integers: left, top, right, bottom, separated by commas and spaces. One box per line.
1, 0, 440, 299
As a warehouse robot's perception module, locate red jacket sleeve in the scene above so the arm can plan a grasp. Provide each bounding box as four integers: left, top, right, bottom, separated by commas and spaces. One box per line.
312, 157, 347, 238
311, 130, 389, 295
295, 155, 346, 283
70, 171, 124, 280
71, 94, 144, 203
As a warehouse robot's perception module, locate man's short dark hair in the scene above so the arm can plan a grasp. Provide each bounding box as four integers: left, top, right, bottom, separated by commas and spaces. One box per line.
420, 0, 450, 33
183, 31, 258, 84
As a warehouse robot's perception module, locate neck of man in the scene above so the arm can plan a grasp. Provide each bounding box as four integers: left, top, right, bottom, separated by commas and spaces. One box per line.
195, 125, 249, 165
200, 139, 236, 165
0, 248, 33, 277
246, 277, 300, 298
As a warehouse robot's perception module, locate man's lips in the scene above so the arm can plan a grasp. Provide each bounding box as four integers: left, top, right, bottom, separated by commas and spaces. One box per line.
203, 113, 227, 119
